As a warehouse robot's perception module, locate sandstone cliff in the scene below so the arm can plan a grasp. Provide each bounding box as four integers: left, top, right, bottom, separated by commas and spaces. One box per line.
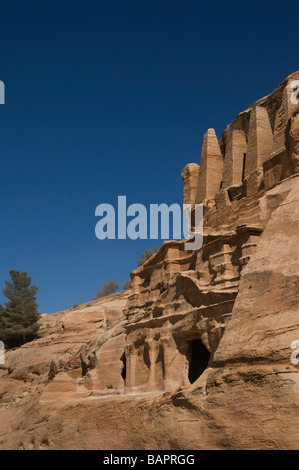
0, 72, 298, 450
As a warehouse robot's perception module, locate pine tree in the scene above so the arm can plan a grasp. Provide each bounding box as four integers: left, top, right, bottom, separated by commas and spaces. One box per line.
0, 270, 40, 346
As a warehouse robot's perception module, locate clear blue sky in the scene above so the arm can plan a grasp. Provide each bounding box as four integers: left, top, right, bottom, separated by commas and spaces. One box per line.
0, 0, 297, 313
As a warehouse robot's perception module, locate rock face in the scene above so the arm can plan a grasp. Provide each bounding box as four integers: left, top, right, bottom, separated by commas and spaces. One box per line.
181, 163, 200, 208
0, 72, 298, 450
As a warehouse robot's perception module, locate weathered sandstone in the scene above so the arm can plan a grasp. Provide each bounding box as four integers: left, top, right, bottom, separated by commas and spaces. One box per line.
0, 71, 298, 450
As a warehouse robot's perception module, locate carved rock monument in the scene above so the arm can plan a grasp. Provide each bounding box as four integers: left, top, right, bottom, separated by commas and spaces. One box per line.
0, 72, 298, 450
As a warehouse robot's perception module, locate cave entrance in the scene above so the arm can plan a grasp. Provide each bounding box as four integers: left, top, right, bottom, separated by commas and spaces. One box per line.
188, 338, 211, 384
121, 352, 126, 382
242, 152, 247, 181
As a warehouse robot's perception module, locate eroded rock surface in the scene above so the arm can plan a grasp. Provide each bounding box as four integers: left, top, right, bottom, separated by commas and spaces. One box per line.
0, 72, 298, 450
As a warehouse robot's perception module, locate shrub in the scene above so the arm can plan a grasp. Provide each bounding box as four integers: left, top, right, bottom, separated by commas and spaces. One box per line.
94, 280, 119, 299
138, 247, 160, 266
122, 279, 132, 291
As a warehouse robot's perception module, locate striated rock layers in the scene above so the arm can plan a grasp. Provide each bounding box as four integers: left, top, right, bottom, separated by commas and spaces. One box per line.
0, 72, 299, 450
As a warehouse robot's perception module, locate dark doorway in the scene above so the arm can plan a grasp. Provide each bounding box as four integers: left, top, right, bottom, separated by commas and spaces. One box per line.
242, 153, 247, 181
121, 352, 126, 382
188, 338, 211, 384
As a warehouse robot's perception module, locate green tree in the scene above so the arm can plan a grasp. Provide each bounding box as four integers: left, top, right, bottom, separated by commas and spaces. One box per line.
94, 280, 119, 299
138, 247, 160, 266
0, 270, 40, 347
